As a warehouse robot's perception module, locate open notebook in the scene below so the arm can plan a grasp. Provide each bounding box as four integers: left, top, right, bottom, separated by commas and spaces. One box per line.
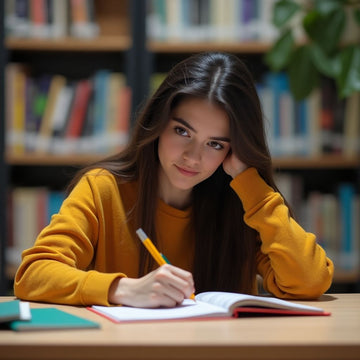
89, 291, 330, 323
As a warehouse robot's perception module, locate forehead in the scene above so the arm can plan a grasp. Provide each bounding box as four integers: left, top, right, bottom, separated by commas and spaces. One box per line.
171, 97, 230, 136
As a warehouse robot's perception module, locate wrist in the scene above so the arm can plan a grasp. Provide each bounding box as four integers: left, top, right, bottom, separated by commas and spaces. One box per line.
108, 277, 124, 305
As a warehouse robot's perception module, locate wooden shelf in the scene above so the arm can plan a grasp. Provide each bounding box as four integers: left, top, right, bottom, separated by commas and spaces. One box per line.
6, 153, 360, 169
272, 155, 360, 169
148, 40, 272, 54
5, 36, 132, 52
5, 153, 107, 166
5, 1, 131, 53
333, 269, 360, 283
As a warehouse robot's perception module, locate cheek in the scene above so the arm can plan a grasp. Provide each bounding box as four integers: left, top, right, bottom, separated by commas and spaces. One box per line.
203, 150, 228, 171
158, 132, 182, 160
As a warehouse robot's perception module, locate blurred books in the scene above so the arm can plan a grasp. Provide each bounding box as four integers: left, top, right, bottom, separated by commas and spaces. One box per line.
5, 63, 131, 156
5, 0, 99, 39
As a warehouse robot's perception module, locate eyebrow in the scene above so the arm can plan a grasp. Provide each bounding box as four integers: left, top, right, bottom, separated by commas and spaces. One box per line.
172, 117, 231, 142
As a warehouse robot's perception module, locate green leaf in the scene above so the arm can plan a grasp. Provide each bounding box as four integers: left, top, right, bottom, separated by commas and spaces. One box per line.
303, 9, 346, 53
264, 29, 295, 71
310, 44, 341, 77
336, 45, 360, 98
354, 8, 360, 26
314, 0, 343, 15
303, 10, 323, 41
272, 0, 301, 28
288, 45, 319, 100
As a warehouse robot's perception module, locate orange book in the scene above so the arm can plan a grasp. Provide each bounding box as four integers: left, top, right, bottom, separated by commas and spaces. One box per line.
116, 86, 132, 144
30, 0, 49, 38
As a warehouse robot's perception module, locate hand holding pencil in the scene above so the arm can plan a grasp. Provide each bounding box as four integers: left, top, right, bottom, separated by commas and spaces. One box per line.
136, 228, 196, 301
108, 229, 196, 307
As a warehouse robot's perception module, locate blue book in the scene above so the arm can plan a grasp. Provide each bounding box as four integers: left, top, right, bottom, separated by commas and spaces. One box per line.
338, 183, 355, 270
9, 308, 100, 331
47, 191, 65, 224
0, 300, 31, 323
263, 72, 291, 155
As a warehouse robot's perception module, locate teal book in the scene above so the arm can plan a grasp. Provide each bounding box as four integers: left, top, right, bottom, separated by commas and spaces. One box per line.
9, 308, 100, 331
0, 300, 31, 323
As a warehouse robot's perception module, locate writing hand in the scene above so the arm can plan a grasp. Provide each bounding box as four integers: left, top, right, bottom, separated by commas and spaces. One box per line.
222, 149, 248, 179
108, 264, 195, 308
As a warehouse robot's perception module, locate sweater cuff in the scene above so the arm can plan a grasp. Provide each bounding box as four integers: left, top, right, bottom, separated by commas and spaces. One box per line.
81, 271, 126, 306
230, 167, 275, 212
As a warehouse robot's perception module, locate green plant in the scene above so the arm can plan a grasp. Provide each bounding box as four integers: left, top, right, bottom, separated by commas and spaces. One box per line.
265, 0, 360, 100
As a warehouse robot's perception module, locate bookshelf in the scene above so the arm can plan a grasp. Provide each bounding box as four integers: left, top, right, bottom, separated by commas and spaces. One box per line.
1, 0, 359, 295
0, 0, 143, 295
0, 0, 7, 295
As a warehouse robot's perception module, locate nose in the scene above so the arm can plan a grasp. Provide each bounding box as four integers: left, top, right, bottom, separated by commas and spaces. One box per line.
183, 141, 201, 164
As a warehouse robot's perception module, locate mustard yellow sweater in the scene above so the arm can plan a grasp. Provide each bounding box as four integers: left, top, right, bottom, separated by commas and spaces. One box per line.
14, 167, 334, 305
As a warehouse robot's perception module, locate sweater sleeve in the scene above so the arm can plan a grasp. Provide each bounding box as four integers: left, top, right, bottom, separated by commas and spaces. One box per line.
230, 167, 334, 299
14, 170, 127, 306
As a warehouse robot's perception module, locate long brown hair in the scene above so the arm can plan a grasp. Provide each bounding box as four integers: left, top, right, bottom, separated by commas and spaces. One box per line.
68, 52, 283, 294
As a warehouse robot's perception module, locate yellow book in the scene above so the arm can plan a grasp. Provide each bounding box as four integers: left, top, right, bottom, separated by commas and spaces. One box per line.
36, 75, 66, 153
106, 72, 126, 153
5, 64, 28, 155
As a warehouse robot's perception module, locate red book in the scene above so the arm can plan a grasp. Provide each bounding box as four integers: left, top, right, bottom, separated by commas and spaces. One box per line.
66, 79, 93, 138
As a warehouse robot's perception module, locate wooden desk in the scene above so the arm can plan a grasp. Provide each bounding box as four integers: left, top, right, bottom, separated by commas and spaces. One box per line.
0, 294, 359, 360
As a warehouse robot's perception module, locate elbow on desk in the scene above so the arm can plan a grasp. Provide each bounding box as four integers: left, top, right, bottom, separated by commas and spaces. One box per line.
263, 266, 334, 300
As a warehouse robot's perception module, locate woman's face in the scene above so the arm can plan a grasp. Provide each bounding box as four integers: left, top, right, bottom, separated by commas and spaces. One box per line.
158, 97, 231, 209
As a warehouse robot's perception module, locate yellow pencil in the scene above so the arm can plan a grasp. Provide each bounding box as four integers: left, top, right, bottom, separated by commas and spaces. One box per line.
136, 228, 195, 300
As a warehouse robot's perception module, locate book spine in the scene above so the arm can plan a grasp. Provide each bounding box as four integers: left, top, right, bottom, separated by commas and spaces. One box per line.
338, 184, 356, 270
36, 75, 67, 153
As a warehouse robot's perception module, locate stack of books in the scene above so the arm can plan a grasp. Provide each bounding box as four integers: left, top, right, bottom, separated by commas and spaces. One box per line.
0, 299, 99, 331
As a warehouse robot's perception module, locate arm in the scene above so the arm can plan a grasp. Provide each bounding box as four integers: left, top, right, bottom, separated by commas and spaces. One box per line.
230, 168, 334, 299
14, 169, 126, 306
14, 169, 194, 307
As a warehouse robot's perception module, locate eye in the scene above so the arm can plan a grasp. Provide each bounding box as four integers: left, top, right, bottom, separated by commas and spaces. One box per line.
208, 141, 224, 150
174, 126, 189, 137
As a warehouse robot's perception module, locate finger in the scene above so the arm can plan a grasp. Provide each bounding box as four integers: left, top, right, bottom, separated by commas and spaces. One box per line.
147, 282, 180, 308
154, 265, 195, 299
166, 264, 194, 288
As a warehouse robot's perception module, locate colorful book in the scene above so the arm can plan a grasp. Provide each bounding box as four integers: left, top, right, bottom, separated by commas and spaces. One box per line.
10, 187, 39, 266
338, 184, 357, 270
93, 69, 111, 152
52, 0, 69, 38
0, 300, 31, 324
66, 79, 93, 138
6, 63, 28, 155
106, 72, 127, 152
29, 0, 50, 38
70, 0, 99, 38
9, 308, 99, 331
90, 291, 330, 323
51, 83, 75, 153
114, 86, 132, 149
36, 75, 67, 153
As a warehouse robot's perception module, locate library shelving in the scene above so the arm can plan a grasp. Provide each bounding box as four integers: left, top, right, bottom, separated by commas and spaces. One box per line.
1, 0, 359, 295
0, 0, 148, 294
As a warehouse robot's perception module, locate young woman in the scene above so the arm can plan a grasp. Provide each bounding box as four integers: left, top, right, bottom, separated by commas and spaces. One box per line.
14, 52, 334, 307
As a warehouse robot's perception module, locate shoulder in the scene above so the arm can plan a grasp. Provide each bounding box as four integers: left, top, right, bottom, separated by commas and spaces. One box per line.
79, 168, 137, 201
81, 168, 117, 184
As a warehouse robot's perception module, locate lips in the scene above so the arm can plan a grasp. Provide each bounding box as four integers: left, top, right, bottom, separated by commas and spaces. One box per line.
175, 165, 199, 177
